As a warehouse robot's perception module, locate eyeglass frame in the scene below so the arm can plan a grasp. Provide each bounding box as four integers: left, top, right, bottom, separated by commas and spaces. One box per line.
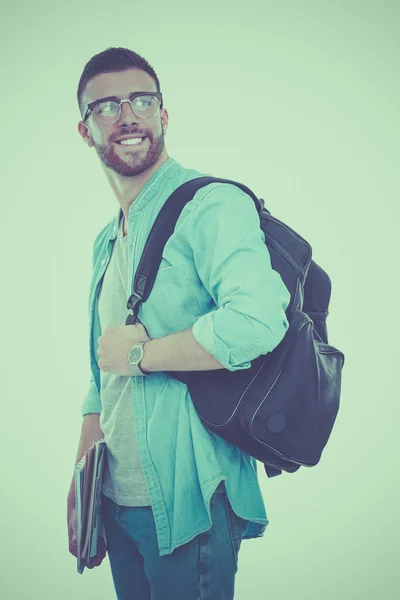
82, 91, 164, 123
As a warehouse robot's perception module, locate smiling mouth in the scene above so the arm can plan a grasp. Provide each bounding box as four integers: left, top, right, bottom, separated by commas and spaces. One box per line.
115, 137, 147, 147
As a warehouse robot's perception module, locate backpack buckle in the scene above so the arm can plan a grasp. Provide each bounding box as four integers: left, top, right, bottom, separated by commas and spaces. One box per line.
126, 292, 142, 324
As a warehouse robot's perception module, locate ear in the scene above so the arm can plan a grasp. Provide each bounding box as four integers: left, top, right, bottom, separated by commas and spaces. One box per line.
78, 121, 93, 146
161, 108, 169, 134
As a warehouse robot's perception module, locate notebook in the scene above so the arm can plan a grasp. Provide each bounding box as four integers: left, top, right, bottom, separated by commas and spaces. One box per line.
74, 437, 107, 574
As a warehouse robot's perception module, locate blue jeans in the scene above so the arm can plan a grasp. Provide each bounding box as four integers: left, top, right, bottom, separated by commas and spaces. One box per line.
102, 482, 248, 599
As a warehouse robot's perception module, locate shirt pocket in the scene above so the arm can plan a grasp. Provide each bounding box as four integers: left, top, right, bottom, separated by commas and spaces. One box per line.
142, 258, 202, 336
152, 258, 188, 288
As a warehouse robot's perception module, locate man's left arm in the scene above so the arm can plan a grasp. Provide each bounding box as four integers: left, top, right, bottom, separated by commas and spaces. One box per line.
140, 328, 223, 373
140, 184, 291, 374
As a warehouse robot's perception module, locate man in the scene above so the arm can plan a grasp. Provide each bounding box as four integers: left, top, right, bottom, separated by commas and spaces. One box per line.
67, 47, 291, 600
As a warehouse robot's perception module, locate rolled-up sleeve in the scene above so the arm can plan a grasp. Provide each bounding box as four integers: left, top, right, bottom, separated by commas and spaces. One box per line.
189, 183, 291, 371
81, 375, 102, 417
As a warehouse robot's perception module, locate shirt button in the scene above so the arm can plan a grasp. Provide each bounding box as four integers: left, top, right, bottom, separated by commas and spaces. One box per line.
101, 259, 106, 265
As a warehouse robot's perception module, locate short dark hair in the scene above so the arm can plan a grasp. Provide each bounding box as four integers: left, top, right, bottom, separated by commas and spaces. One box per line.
77, 47, 162, 118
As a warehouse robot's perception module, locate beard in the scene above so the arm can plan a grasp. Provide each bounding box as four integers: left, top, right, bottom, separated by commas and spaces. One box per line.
93, 128, 165, 177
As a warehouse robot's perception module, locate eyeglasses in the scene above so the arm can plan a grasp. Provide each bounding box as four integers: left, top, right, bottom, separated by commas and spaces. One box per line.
83, 92, 163, 124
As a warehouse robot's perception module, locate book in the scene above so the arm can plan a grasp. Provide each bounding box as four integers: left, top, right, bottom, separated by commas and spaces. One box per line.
74, 437, 107, 574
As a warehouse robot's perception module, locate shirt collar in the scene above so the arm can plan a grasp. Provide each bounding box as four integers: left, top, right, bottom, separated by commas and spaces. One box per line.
108, 157, 181, 241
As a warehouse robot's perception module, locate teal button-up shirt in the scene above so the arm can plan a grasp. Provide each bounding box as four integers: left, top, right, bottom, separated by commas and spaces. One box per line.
82, 157, 291, 556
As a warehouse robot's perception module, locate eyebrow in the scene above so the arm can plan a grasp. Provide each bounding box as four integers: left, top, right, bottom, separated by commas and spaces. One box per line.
91, 91, 153, 104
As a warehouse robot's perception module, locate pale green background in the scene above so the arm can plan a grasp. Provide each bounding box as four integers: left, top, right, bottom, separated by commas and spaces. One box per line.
1, 0, 399, 598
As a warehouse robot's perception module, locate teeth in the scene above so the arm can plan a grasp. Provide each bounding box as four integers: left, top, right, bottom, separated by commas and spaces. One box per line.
119, 138, 144, 145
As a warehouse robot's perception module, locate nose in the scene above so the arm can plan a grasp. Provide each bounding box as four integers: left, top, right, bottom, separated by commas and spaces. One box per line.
117, 99, 139, 125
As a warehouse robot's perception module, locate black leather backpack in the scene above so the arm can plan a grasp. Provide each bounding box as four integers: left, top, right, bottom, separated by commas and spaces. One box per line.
125, 177, 345, 478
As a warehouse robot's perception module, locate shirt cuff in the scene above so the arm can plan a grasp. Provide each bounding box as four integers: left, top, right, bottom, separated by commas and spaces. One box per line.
192, 311, 260, 371
81, 376, 102, 417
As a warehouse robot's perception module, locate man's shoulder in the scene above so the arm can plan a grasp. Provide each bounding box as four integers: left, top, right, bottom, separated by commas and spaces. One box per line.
172, 174, 256, 233
169, 164, 255, 220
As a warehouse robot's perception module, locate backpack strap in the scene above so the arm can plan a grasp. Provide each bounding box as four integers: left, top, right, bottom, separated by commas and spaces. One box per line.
126, 177, 262, 320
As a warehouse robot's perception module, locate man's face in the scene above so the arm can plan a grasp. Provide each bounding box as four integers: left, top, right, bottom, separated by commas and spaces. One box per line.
80, 68, 168, 177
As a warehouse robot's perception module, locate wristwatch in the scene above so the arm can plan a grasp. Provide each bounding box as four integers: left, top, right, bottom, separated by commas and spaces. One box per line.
128, 342, 148, 376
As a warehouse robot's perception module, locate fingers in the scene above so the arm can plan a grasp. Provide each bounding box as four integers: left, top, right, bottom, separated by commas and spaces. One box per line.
68, 518, 79, 558
135, 320, 150, 337
86, 537, 107, 569
69, 526, 107, 567
69, 535, 78, 558
86, 557, 102, 569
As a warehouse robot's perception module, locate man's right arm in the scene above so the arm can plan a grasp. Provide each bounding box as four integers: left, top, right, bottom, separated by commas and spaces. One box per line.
81, 375, 102, 416
74, 413, 104, 466
68, 413, 104, 496
68, 229, 108, 564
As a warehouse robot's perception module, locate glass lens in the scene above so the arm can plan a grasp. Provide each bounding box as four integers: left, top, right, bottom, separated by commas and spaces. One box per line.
131, 95, 160, 117
93, 100, 120, 122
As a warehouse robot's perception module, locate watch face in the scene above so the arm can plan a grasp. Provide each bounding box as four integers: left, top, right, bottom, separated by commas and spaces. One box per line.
130, 346, 142, 363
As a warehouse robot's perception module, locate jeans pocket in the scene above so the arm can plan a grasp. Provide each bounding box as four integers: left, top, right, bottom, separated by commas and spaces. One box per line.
223, 495, 247, 573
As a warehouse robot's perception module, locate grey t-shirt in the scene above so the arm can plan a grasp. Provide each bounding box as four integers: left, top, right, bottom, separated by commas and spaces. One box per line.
97, 212, 151, 506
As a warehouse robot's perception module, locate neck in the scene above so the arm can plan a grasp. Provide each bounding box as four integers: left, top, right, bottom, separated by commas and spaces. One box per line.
103, 151, 170, 235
